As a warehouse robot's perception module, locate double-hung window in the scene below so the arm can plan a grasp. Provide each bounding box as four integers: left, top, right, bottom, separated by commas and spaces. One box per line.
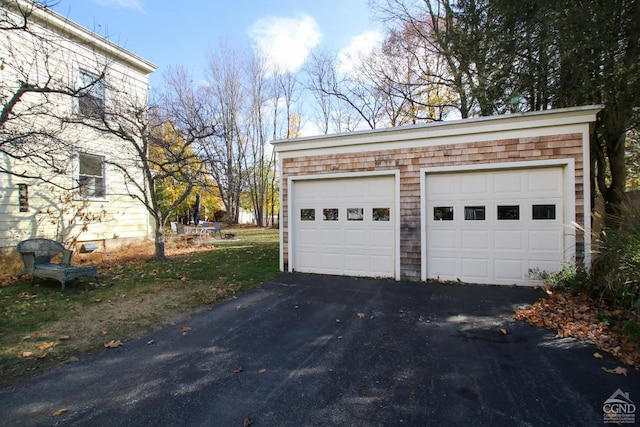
78, 69, 105, 118
77, 153, 105, 198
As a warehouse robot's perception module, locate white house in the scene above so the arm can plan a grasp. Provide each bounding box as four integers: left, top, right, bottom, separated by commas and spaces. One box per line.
273, 106, 602, 286
0, 0, 157, 252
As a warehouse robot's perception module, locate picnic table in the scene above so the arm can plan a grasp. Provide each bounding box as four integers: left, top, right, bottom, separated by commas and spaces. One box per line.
180, 222, 222, 239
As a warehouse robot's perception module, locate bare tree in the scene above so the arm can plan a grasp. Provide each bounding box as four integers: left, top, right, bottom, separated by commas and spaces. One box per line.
200, 44, 248, 224
67, 66, 214, 259
244, 53, 269, 226
305, 49, 385, 130
304, 50, 337, 134
357, 23, 458, 124
304, 37, 455, 132
1, 0, 107, 184
375, 0, 640, 221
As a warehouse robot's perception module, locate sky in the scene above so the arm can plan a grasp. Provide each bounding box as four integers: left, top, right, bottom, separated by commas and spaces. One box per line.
50, 0, 384, 90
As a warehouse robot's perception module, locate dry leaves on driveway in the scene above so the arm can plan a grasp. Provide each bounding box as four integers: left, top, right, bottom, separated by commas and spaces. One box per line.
513, 291, 640, 369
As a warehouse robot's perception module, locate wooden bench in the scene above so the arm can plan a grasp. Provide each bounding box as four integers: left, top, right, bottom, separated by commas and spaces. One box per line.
16, 238, 100, 292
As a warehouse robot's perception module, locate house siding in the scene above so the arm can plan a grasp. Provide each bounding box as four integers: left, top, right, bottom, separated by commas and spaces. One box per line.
0, 1, 156, 251
280, 132, 587, 280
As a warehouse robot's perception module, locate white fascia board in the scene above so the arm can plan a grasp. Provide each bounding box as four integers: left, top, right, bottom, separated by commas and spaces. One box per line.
273, 106, 603, 157
7, 0, 157, 74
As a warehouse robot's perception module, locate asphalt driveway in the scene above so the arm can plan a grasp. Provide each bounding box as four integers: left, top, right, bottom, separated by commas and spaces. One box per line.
1, 273, 638, 426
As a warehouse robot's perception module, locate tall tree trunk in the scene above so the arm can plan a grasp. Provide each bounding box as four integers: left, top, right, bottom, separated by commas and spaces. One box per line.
154, 217, 166, 260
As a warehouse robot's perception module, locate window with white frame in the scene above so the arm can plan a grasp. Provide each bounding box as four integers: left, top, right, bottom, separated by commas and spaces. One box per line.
78, 69, 105, 118
77, 153, 105, 198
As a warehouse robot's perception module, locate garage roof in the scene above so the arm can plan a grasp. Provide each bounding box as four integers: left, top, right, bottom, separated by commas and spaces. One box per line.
272, 105, 603, 156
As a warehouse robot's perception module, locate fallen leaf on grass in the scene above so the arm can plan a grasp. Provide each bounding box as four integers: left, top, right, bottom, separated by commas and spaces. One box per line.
602, 366, 628, 376
59, 335, 70, 341
21, 351, 34, 358
104, 340, 122, 348
51, 408, 70, 417
38, 342, 59, 351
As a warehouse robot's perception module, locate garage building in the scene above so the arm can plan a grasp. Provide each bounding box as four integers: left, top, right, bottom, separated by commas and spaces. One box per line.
272, 106, 601, 286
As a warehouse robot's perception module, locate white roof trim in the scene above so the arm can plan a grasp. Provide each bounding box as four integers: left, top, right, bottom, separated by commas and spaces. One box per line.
272, 105, 603, 154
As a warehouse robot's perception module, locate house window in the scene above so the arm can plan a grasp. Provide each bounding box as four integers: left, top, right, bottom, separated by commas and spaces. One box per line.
79, 69, 105, 118
347, 208, 364, 221
18, 184, 29, 212
464, 206, 485, 220
300, 209, 315, 221
77, 153, 105, 198
434, 206, 454, 221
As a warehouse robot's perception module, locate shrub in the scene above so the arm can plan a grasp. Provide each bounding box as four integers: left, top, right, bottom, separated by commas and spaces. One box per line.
623, 320, 640, 343
528, 265, 592, 293
591, 201, 640, 310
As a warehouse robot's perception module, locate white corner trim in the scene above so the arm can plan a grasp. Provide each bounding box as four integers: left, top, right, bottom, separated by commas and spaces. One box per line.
581, 130, 592, 269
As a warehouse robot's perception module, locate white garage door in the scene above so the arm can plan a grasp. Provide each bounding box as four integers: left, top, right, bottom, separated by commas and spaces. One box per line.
426, 167, 565, 286
292, 176, 396, 278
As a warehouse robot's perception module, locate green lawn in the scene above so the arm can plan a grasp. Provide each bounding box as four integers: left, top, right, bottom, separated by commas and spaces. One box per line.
0, 226, 280, 384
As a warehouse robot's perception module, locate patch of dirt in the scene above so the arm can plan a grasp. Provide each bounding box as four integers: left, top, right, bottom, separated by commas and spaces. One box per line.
513, 290, 640, 369
34, 285, 212, 353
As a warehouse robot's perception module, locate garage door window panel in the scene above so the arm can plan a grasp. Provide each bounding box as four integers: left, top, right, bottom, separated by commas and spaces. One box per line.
497, 205, 520, 220
347, 208, 364, 221
300, 209, 315, 221
323, 208, 339, 221
373, 208, 390, 221
434, 206, 454, 221
532, 204, 556, 220
464, 206, 486, 220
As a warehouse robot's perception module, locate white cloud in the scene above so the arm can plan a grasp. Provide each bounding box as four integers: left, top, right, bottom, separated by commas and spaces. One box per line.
249, 14, 321, 73
91, 0, 144, 12
337, 30, 383, 75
